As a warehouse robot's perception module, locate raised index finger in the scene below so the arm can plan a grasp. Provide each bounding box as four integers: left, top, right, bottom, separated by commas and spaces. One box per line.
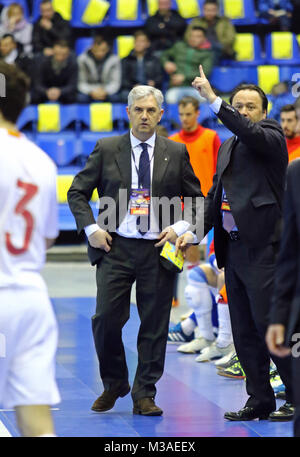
199, 64, 206, 78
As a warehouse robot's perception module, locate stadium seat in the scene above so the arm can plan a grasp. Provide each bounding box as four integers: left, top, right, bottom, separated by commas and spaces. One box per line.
113, 35, 135, 59
146, 0, 204, 19
17, 105, 38, 131
0, 0, 30, 19
35, 132, 79, 167
210, 66, 257, 93
108, 0, 145, 27
32, 0, 73, 21
257, 65, 280, 95
228, 34, 265, 67
71, 0, 110, 27
219, 0, 258, 25
36, 104, 80, 133
75, 37, 93, 55
78, 103, 128, 132
265, 32, 300, 65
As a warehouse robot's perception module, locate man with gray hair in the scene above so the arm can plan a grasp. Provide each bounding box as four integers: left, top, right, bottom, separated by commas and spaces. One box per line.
68, 85, 203, 416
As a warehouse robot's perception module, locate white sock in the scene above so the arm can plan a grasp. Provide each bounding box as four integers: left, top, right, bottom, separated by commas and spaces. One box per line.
181, 316, 197, 336
216, 303, 233, 348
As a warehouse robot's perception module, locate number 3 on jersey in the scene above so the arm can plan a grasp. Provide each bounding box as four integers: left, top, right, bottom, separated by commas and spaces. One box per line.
5, 179, 38, 255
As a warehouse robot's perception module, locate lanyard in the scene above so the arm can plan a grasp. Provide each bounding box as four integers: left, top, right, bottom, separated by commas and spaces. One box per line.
131, 146, 154, 188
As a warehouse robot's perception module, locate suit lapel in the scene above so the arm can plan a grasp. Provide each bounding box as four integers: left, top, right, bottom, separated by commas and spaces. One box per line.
115, 133, 132, 195
152, 136, 169, 196
219, 136, 237, 176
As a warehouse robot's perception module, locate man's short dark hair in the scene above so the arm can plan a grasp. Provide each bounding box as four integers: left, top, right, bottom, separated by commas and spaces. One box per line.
280, 104, 297, 118
204, 0, 218, 5
229, 84, 268, 113
93, 35, 110, 46
178, 96, 200, 111
0, 62, 30, 124
53, 39, 70, 48
191, 26, 206, 35
1, 33, 16, 43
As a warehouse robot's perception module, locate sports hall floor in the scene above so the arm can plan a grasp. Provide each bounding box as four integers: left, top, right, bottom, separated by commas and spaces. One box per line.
0, 249, 294, 438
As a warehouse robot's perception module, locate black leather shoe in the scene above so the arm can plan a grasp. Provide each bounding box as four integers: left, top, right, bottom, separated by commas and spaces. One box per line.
224, 406, 273, 421
91, 384, 130, 412
268, 402, 294, 422
133, 397, 163, 416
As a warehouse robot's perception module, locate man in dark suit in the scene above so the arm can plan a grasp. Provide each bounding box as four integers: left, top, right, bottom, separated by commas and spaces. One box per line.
266, 158, 300, 436
68, 85, 203, 416
176, 65, 293, 421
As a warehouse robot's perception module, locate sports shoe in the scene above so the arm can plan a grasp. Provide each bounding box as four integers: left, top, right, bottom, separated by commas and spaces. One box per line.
218, 360, 246, 379
167, 322, 194, 343
177, 337, 214, 354
215, 350, 237, 369
195, 342, 235, 362
270, 369, 285, 394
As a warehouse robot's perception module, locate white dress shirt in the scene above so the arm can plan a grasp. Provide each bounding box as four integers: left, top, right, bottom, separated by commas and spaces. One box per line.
85, 130, 195, 240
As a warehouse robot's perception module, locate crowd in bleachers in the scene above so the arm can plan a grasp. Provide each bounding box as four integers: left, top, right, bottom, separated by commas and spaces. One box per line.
1, 0, 300, 230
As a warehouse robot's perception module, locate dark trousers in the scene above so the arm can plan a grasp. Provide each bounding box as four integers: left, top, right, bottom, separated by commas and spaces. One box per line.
224, 237, 293, 411
292, 352, 300, 436
92, 234, 176, 401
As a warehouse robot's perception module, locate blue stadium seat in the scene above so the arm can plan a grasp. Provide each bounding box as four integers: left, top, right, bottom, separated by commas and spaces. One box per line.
108, 0, 145, 27
70, 0, 110, 28
222, 34, 265, 67
17, 105, 38, 131
265, 32, 300, 65
75, 37, 93, 56
78, 103, 128, 132
59, 105, 81, 131
0, 0, 30, 19
210, 66, 258, 93
219, 0, 258, 26
35, 132, 79, 167
214, 125, 232, 143
80, 131, 121, 158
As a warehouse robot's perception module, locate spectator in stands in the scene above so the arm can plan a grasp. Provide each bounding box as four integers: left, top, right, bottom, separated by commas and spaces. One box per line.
115, 30, 163, 103
169, 96, 220, 197
0, 33, 32, 78
291, 0, 300, 33
185, 0, 236, 63
269, 81, 295, 121
32, 0, 72, 56
257, 0, 293, 30
160, 26, 214, 104
0, 3, 32, 54
77, 36, 121, 103
280, 104, 300, 161
31, 39, 77, 104
144, 0, 186, 57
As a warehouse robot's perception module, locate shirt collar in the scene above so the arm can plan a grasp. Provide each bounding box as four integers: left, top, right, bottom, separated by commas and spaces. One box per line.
130, 130, 156, 150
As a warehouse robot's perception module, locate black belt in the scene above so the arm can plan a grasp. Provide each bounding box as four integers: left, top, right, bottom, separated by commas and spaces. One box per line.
228, 230, 240, 241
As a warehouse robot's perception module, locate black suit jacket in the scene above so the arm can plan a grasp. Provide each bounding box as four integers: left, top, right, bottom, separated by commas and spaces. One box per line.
204, 100, 288, 268
270, 159, 300, 345
68, 132, 203, 265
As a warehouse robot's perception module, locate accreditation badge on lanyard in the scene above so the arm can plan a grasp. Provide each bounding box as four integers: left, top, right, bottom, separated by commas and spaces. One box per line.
129, 148, 151, 216
221, 192, 231, 212
130, 189, 150, 215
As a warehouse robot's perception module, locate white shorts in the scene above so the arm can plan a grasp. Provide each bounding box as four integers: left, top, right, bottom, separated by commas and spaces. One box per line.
0, 286, 61, 409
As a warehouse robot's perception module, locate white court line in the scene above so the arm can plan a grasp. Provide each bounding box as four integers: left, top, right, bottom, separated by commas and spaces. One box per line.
0, 420, 12, 437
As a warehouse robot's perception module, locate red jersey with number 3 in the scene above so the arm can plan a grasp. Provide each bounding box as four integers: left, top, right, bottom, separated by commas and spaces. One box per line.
0, 128, 58, 288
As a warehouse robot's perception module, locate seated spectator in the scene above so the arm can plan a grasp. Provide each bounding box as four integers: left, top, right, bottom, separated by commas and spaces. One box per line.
31, 39, 77, 104
32, 0, 72, 56
160, 26, 214, 104
144, 0, 186, 57
185, 0, 236, 62
0, 2, 32, 54
291, 0, 300, 33
0, 33, 32, 78
114, 30, 163, 103
269, 81, 295, 121
77, 36, 121, 103
257, 0, 293, 30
